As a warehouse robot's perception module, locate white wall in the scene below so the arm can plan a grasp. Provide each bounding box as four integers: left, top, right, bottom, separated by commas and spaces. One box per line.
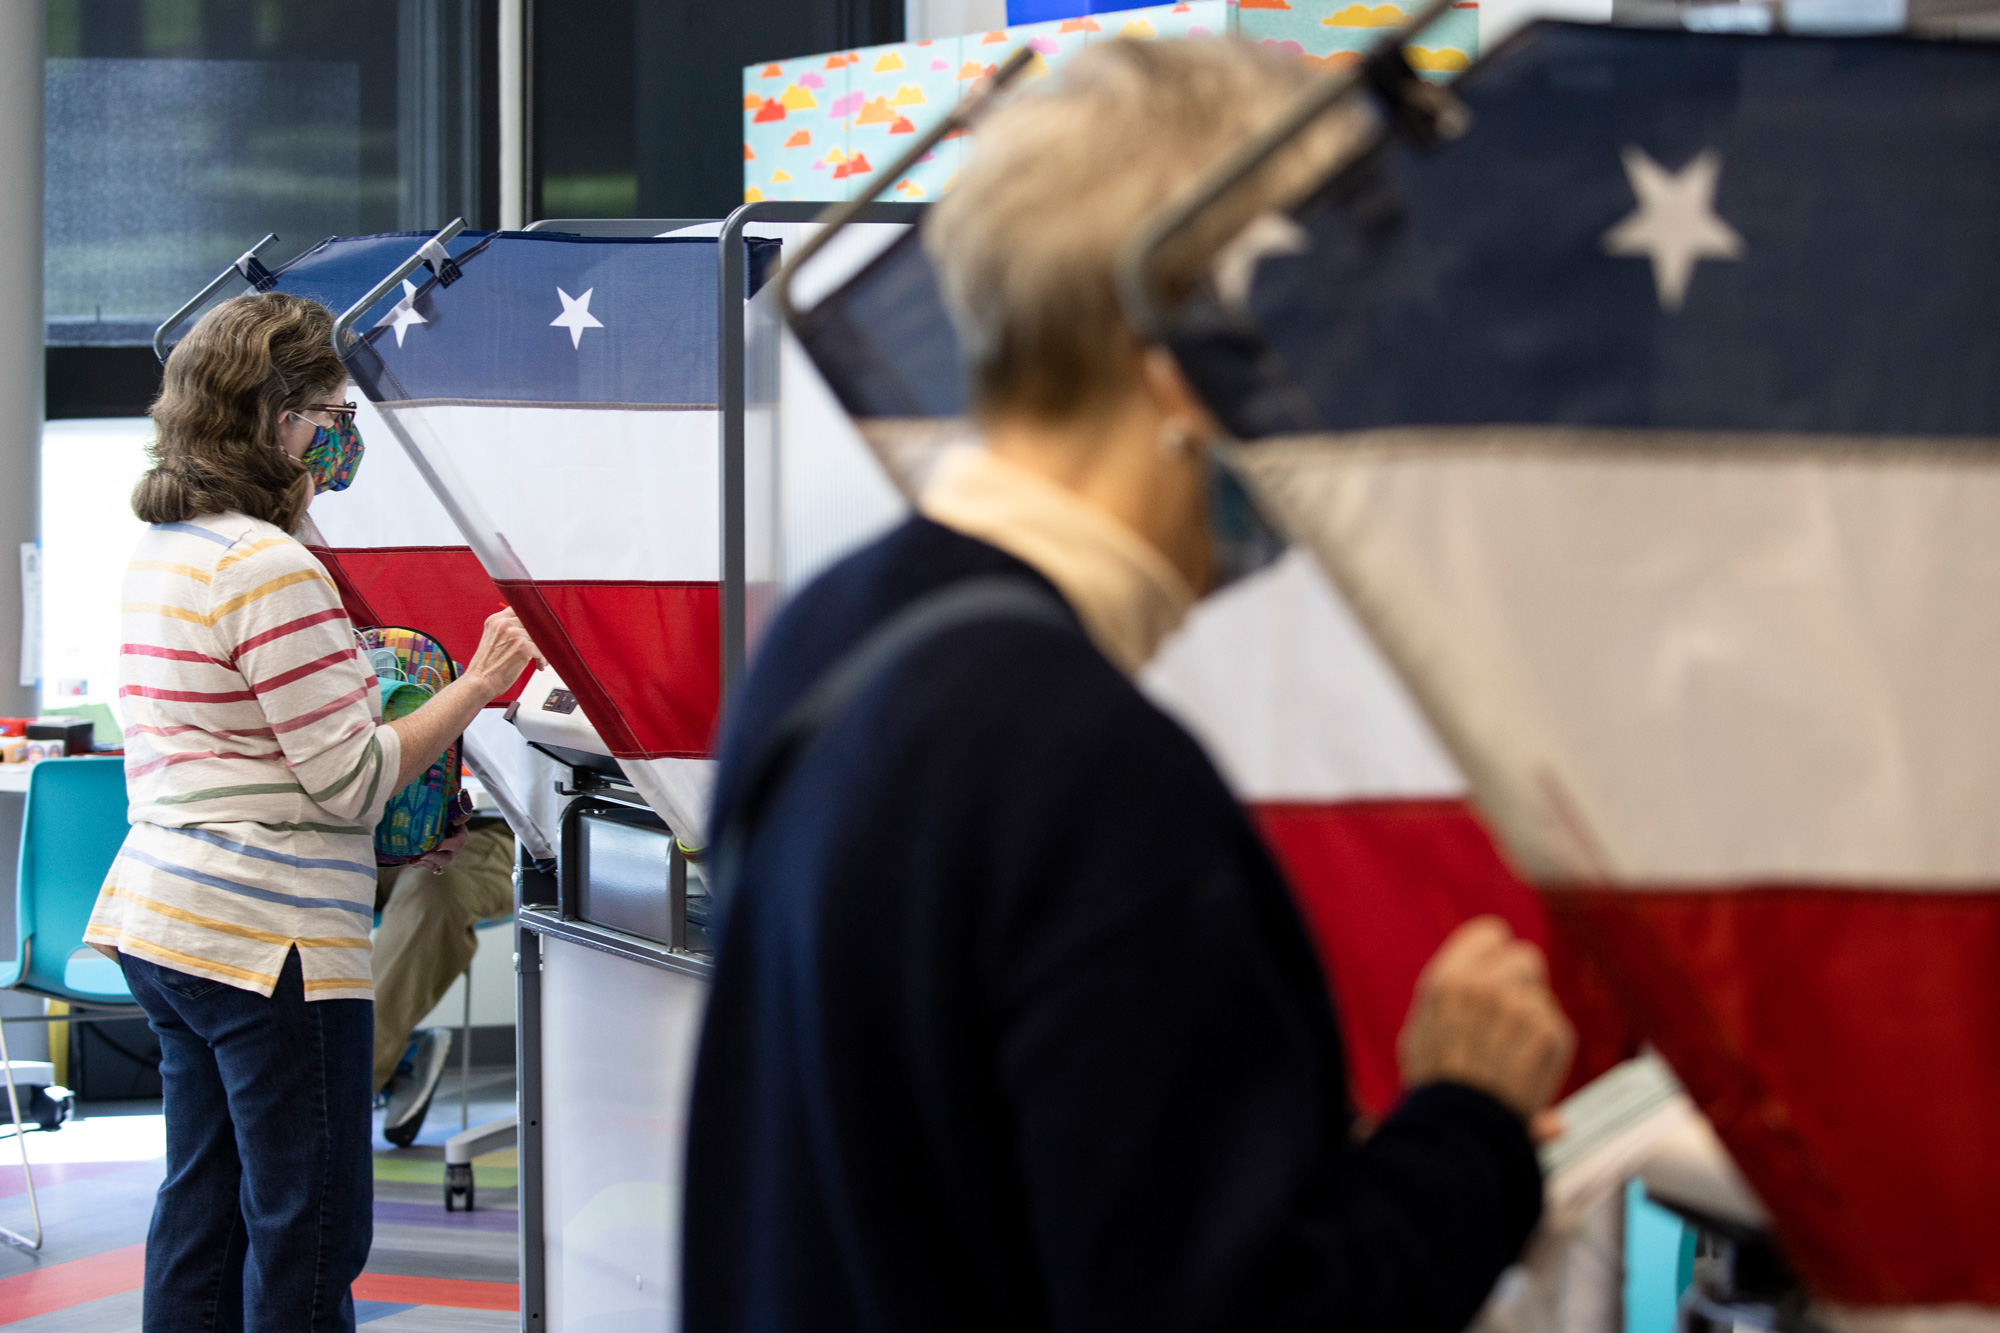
1478, 0, 1614, 47
39, 419, 154, 728
413, 918, 517, 1029
905, 0, 1010, 39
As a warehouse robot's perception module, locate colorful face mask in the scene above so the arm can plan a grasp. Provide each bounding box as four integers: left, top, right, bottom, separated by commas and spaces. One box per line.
299, 417, 365, 494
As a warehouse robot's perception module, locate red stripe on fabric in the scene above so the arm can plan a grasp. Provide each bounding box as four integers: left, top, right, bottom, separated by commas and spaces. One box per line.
122, 643, 232, 668
0, 1242, 145, 1321
1548, 886, 2000, 1305
125, 748, 281, 777
1251, 800, 1632, 1116
307, 543, 384, 629
125, 723, 276, 740
320, 546, 525, 705
248, 648, 359, 695
229, 606, 352, 659
268, 684, 371, 734
496, 580, 721, 759
350, 1273, 519, 1311
120, 684, 257, 704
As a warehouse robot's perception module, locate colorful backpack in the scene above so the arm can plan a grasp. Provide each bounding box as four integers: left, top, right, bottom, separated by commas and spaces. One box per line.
356, 625, 471, 866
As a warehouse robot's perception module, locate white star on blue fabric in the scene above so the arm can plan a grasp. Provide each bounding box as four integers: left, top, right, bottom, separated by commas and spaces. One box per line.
1601, 146, 1746, 313
382, 279, 427, 347
550, 287, 604, 348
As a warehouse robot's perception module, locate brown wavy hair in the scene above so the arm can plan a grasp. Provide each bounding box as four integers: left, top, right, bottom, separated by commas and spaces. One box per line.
133, 291, 344, 533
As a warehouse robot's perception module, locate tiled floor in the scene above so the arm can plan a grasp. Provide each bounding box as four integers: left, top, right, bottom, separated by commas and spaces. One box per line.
0, 1065, 520, 1328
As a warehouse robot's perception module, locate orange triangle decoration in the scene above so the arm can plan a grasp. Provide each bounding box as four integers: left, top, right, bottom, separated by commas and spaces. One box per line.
761, 63, 784, 77
981, 29, 1007, 42
744, 143, 755, 159
889, 115, 916, 134
743, 93, 763, 110
753, 98, 786, 123
854, 96, 898, 125
784, 129, 812, 147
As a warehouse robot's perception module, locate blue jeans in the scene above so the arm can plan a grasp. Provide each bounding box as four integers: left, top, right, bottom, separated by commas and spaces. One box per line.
121, 948, 374, 1333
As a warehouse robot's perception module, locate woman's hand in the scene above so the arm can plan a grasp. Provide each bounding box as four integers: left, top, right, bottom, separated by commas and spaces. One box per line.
412, 812, 472, 873
1396, 916, 1576, 1121
385, 608, 543, 793
461, 607, 541, 698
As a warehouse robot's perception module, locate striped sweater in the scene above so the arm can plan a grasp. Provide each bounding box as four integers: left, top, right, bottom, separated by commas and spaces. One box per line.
85, 512, 404, 1002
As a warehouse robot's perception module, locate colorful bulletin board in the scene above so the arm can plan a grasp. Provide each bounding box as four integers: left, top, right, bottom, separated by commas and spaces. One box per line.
743, 0, 1480, 203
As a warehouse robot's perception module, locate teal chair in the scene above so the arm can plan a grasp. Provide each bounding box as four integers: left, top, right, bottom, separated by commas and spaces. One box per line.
3, 756, 135, 1005
0, 755, 136, 1250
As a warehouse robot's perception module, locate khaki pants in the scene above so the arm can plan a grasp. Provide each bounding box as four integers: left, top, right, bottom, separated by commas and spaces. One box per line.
371, 822, 515, 1092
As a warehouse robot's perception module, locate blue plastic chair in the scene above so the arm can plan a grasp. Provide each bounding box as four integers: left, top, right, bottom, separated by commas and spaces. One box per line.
0, 756, 137, 1250
2, 756, 135, 1005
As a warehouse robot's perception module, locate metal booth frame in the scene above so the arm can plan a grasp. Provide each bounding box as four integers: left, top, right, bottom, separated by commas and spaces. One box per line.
509, 201, 923, 1331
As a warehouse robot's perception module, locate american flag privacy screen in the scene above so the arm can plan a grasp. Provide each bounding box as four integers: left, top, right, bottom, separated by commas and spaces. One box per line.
340, 231, 781, 836
783, 177, 1603, 1128
262, 231, 505, 685
1176, 22, 2000, 1309
243, 230, 576, 853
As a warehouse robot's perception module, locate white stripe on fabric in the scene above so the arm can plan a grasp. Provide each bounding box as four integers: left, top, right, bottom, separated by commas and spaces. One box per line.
1240, 430, 2000, 888
1143, 549, 1464, 803
385, 401, 721, 581
304, 391, 469, 549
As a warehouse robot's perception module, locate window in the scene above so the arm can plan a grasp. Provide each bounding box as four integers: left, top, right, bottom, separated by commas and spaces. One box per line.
45, 0, 492, 350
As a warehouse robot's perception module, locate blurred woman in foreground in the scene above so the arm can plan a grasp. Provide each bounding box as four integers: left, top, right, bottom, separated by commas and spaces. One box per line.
686, 38, 1574, 1333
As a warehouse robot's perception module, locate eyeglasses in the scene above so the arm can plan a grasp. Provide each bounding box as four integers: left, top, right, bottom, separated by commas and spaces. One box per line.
292, 401, 358, 427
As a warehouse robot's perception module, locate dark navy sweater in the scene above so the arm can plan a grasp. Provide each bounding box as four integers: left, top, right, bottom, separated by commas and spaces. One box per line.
684, 518, 1542, 1333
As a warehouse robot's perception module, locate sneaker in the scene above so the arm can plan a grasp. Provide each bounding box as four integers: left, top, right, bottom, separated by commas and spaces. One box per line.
383, 1029, 451, 1148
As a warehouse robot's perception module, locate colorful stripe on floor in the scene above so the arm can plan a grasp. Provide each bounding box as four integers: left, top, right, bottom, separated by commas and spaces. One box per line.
0, 1088, 522, 1330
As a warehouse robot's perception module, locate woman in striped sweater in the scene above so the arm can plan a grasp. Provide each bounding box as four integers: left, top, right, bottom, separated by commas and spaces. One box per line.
85, 292, 538, 1333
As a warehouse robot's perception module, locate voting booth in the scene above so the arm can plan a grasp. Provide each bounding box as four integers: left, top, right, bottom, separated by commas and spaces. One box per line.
1119, 19, 2000, 1328
314, 206, 918, 1330
765, 15, 2000, 1328
155, 229, 564, 859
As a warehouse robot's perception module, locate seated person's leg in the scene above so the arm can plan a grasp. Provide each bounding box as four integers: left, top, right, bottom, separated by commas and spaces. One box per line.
372, 821, 516, 1142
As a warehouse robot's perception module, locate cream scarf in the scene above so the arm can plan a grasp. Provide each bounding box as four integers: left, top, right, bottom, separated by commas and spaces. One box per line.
918, 445, 1195, 676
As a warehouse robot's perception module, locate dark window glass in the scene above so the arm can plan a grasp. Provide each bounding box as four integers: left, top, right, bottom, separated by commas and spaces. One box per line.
45, 0, 491, 347
533, 0, 637, 221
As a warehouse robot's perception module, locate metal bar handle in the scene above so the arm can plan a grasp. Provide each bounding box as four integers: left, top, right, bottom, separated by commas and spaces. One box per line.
152, 232, 279, 364
770, 45, 1037, 326
332, 217, 467, 356
1112, 0, 1458, 342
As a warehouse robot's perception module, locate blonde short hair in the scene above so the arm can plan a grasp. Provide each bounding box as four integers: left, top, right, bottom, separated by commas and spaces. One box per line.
926, 37, 1350, 422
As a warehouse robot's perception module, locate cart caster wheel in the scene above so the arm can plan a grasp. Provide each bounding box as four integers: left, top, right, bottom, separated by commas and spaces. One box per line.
445, 1163, 474, 1212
